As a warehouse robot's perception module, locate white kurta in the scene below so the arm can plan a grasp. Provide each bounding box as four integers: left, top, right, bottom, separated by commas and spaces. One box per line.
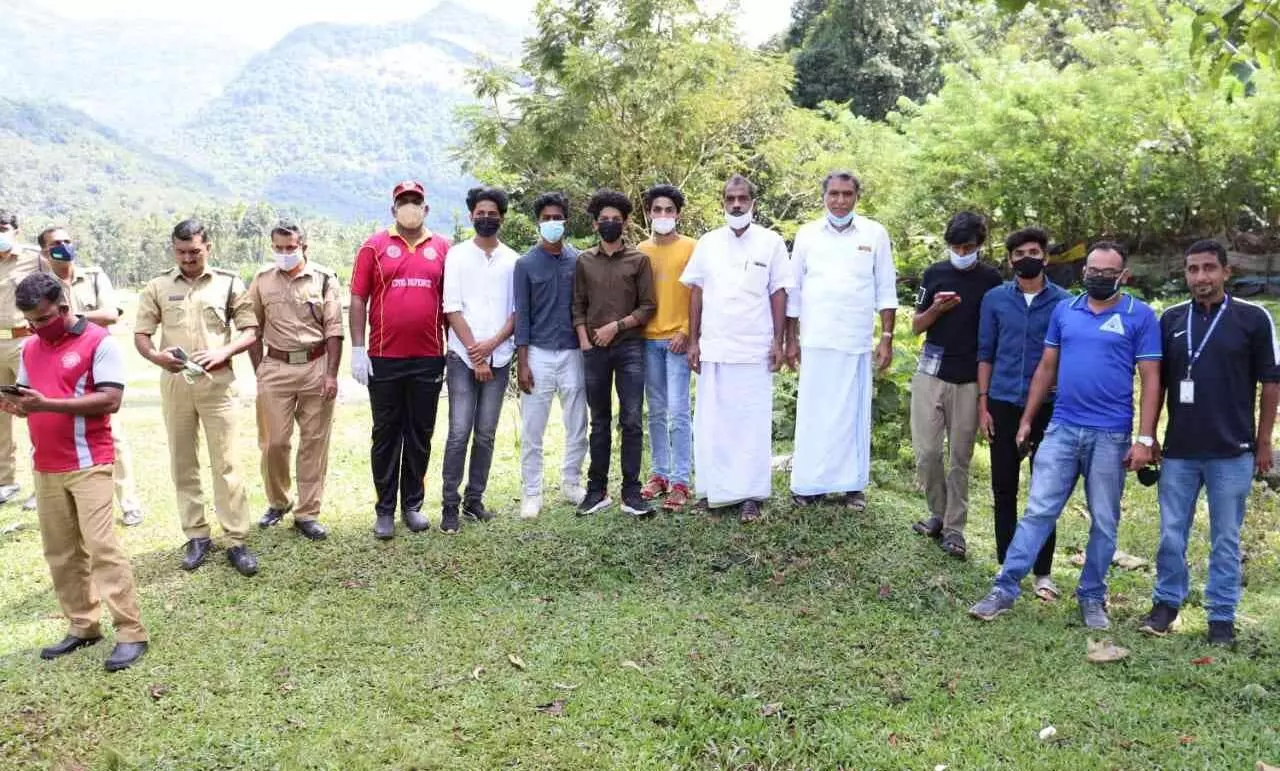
790, 349, 872, 495
787, 215, 897, 496
681, 224, 794, 506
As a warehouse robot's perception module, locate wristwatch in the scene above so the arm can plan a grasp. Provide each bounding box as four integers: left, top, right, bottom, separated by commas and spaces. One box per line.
1136, 435, 1155, 447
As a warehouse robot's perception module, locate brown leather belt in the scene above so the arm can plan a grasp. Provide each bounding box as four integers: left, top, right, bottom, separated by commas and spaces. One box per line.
0, 327, 33, 340
265, 344, 325, 365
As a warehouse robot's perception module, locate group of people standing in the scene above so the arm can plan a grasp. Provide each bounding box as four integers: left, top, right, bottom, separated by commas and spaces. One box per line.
0, 166, 1273, 672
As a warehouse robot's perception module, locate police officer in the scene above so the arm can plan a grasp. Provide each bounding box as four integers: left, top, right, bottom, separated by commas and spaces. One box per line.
247, 222, 342, 541
0, 209, 47, 505
37, 226, 145, 526
134, 218, 261, 576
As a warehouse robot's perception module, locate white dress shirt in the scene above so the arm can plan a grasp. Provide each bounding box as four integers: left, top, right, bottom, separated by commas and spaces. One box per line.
786, 215, 898, 354
680, 224, 795, 364
442, 238, 519, 369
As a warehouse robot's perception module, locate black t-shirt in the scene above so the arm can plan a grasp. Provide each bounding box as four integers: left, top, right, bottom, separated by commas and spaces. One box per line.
1160, 295, 1280, 459
915, 260, 1003, 383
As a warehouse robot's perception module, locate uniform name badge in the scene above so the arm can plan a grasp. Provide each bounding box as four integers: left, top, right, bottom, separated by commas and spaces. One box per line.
1179, 379, 1195, 405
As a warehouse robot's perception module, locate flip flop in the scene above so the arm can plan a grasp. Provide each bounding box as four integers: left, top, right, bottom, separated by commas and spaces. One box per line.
912, 517, 943, 538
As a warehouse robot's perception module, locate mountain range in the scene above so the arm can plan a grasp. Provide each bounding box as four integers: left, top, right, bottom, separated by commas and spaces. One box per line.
0, 0, 525, 230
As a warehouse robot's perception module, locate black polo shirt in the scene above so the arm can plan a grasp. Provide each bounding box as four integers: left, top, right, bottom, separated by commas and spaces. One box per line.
1160, 294, 1280, 459
914, 259, 1002, 383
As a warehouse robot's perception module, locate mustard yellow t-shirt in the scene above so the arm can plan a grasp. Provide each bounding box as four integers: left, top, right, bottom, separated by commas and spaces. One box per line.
639, 235, 696, 340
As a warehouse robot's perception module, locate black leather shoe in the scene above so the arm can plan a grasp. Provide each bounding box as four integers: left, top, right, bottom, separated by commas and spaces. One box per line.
104, 641, 148, 672
39, 634, 101, 660
293, 519, 328, 541
374, 514, 395, 540
402, 508, 431, 533
462, 501, 495, 522
259, 502, 293, 528
440, 506, 461, 534
180, 537, 213, 571
227, 545, 259, 577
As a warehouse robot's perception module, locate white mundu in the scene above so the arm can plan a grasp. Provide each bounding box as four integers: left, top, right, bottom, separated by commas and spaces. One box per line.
787, 215, 898, 496
681, 223, 794, 506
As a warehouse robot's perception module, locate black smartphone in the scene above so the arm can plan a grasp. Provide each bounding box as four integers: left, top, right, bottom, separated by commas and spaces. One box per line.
0, 385, 27, 396
171, 347, 188, 362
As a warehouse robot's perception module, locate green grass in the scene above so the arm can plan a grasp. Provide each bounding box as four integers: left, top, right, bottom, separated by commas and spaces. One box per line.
1, 316, 1280, 770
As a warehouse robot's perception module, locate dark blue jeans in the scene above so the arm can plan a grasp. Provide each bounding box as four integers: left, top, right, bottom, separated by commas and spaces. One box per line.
583, 339, 645, 498
441, 353, 510, 509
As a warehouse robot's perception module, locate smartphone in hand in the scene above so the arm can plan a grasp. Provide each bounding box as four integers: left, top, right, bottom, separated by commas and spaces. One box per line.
0, 385, 27, 397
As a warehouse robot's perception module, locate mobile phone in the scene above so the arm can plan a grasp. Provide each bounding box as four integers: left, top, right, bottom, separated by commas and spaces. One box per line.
171, 347, 189, 362
936, 291, 959, 301
0, 385, 27, 396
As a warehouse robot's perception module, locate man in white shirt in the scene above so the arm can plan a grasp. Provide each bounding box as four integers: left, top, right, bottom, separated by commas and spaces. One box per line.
785, 171, 898, 511
441, 186, 518, 533
681, 175, 794, 523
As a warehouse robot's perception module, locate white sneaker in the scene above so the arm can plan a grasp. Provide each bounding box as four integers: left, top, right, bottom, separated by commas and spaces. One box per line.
520, 495, 542, 520
22, 494, 37, 511
0, 483, 20, 505
561, 481, 586, 505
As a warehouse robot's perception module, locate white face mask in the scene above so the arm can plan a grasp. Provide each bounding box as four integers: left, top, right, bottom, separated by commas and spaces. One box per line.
274, 250, 303, 271
651, 217, 677, 236
395, 203, 426, 230
949, 249, 979, 270
0, 232, 14, 253
726, 207, 753, 230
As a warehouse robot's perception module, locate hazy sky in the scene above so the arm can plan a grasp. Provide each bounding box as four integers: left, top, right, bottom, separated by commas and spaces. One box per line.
43, 0, 793, 47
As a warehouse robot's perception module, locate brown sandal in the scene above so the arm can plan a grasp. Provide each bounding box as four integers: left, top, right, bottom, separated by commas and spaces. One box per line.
912, 516, 943, 538
940, 535, 967, 560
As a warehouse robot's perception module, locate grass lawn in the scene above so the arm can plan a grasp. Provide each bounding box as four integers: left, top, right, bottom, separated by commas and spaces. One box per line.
1, 309, 1279, 770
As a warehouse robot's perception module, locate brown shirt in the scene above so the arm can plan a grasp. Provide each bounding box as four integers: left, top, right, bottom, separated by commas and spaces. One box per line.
571, 243, 656, 345
60, 266, 117, 316
247, 261, 343, 352
135, 266, 258, 381
0, 246, 47, 329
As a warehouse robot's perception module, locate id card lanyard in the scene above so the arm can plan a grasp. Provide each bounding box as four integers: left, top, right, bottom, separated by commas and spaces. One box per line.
1181, 296, 1229, 404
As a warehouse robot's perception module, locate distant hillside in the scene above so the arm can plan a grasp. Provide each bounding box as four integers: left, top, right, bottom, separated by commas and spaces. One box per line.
173, 2, 525, 228
0, 99, 224, 221
0, 0, 253, 141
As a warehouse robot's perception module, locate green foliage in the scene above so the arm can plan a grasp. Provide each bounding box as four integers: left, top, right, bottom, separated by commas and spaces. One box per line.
782, 0, 946, 120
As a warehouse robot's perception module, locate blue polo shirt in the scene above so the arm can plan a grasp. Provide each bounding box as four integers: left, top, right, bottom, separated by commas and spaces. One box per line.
1046, 293, 1162, 432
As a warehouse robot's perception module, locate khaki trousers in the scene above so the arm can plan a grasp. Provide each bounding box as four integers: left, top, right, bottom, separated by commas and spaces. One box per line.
910, 373, 980, 540
36, 464, 147, 643
160, 372, 249, 544
255, 357, 335, 521
111, 418, 141, 512
0, 339, 22, 485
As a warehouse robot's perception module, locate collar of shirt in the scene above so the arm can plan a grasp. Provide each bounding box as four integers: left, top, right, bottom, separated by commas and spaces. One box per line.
1069, 291, 1138, 316
172, 266, 216, 284
821, 218, 860, 236
274, 261, 320, 283
388, 224, 434, 249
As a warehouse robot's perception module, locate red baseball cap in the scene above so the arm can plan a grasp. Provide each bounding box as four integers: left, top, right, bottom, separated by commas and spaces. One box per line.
392, 180, 426, 202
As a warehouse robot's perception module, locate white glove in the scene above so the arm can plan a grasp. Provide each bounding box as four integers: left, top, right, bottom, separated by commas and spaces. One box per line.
351, 346, 371, 386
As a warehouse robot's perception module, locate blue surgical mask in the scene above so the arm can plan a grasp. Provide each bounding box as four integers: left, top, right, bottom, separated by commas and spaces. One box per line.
949, 249, 979, 270
827, 209, 855, 228
539, 220, 566, 244
50, 243, 77, 262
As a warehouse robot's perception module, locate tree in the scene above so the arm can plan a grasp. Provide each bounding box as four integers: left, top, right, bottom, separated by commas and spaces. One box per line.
783, 0, 946, 120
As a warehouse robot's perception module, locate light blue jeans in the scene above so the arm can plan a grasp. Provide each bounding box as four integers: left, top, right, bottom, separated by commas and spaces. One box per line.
644, 340, 692, 486
994, 422, 1130, 602
1153, 454, 1254, 622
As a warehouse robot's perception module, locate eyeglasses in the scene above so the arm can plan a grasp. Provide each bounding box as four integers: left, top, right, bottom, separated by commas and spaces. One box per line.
1083, 269, 1123, 280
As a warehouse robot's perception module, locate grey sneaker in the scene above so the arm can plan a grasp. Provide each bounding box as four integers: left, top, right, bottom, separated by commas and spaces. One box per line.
0, 484, 22, 505
968, 589, 1015, 621
1079, 598, 1111, 630
121, 508, 144, 527
22, 494, 36, 511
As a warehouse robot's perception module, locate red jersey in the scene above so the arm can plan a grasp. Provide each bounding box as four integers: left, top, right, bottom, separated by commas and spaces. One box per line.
350, 226, 450, 358
19, 318, 122, 473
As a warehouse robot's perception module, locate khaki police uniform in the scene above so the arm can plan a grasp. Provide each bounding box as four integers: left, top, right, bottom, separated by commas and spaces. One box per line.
248, 262, 342, 522
135, 266, 257, 545
60, 265, 141, 514
0, 245, 45, 486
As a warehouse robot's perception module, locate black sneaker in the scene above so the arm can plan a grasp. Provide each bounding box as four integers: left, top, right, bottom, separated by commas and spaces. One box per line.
577, 490, 612, 516
440, 506, 461, 534
620, 492, 654, 517
462, 501, 495, 522
1138, 602, 1179, 637
1207, 620, 1236, 647
791, 494, 822, 507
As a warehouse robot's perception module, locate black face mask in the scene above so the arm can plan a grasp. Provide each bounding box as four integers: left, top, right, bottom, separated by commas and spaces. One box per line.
1011, 256, 1044, 279
598, 221, 624, 243
1083, 275, 1120, 301
473, 217, 501, 237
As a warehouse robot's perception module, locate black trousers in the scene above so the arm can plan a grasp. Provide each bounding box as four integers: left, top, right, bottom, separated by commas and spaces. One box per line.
988, 398, 1056, 576
583, 339, 645, 498
368, 357, 445, 516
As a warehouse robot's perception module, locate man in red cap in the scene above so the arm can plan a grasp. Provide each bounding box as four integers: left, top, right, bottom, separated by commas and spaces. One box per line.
350, 181, 451, 539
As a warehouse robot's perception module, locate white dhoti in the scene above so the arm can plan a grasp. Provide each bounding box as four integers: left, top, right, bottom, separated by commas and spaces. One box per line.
790, 348, 872, 496
694, 361, 774, 507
